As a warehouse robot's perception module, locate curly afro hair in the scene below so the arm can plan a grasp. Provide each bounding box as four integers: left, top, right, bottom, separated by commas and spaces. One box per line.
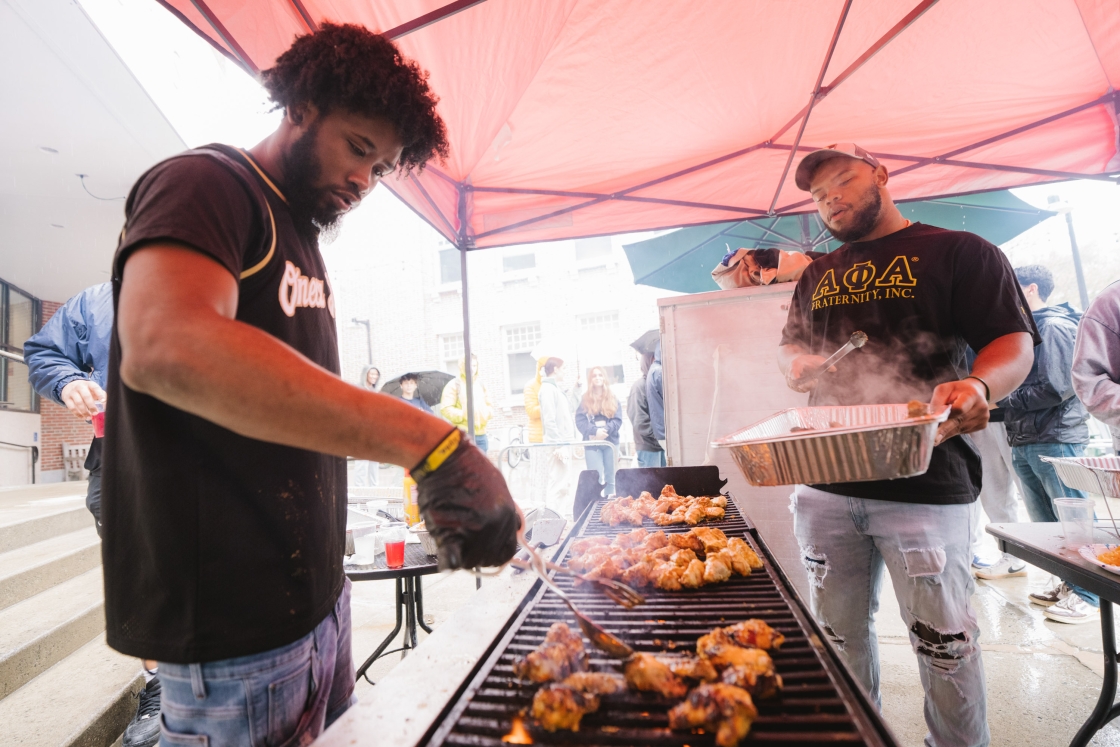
261, 23, 449, 175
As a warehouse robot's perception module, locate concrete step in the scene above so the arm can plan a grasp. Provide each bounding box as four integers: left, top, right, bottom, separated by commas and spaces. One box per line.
0, 633, 143, 747
0, 567, 104, 699
0, 503, 91, 555
0, 527, 101, 612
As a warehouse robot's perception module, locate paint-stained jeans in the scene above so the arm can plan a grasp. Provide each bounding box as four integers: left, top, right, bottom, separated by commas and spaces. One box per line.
792, 486, 989, 747
158, 579, 356, 746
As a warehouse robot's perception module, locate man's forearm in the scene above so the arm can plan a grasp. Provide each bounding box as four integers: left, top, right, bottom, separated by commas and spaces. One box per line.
969, 332, 1035, 403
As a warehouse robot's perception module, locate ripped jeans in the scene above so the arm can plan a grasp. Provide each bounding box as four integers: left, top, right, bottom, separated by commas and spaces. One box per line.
792, 486, 988, 747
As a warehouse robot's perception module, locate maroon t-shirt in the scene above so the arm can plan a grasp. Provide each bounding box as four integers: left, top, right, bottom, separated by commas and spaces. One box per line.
780, 223, 1039, 505
102, 145, 346, 663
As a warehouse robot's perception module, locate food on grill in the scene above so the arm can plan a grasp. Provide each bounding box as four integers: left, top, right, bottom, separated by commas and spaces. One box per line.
908, 399, 929, 418
567, 527, 762, 591
624, 652, 689, 698
512, 622, 589, 682
598, 485, 728, 527
722, 618, 786, 650
694, 623, 784, 699
668, 682, 758, 747
531, 683, 601, 731
1098, 546, 1120, 565
718, 649, 782, 698
666, 655, 719, 682
561, 671, 628, 695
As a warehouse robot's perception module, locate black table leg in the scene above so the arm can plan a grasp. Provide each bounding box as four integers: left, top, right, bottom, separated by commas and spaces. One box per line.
416, 575, 433, 634
403, 576, 419, 653
1071, 600, 1119, 747
355, 577, 405, 682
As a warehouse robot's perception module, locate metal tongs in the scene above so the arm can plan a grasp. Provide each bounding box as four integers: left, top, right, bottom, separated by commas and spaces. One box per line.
509, 557, 645, 608
802, 330, 868, 384
516, 526, 635, 658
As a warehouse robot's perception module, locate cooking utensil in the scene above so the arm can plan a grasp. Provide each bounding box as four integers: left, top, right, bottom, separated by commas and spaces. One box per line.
800, 330, 868, 384
509, 557, 645, 608
713, 403, 950, 486
517, 525, 635, 658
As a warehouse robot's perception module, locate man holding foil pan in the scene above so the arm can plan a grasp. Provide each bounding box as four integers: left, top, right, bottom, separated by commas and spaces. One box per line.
102, 25, 519, 746
778, 143, 1038, 747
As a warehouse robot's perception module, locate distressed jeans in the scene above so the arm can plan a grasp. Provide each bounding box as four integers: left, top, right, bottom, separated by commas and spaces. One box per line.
159, 579, 356, 746
792, 486, 989, 747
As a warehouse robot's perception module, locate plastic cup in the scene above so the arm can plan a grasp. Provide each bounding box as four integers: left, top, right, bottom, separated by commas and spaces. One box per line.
91, 401, 106, 438
1055, 497, 1095, 549
384, 525, 407, 569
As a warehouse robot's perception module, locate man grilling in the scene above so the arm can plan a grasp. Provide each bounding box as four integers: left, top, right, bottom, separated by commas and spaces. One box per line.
778, 144, 1037, 747
103, 24, 518, 745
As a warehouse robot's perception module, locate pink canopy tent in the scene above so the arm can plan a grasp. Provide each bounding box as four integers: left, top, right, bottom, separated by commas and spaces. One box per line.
158, 0, 1120, 437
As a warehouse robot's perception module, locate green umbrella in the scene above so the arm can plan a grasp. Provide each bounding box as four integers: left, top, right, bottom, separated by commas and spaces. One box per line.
623, 190, 1055, 294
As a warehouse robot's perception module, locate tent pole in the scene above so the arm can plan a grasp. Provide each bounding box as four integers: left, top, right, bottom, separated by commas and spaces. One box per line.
1064, 210, 1091, 310
457, 188, 477, 444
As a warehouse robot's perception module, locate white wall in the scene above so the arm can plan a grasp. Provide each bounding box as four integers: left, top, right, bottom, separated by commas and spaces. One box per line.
0, 411, 41, 487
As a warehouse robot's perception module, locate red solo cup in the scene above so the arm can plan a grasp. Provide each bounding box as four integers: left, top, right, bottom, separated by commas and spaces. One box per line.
91, 411, 106, 438
385, 540, 406, 569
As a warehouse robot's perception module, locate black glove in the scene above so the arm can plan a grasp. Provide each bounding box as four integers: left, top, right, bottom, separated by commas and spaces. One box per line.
412, 429, 521, 570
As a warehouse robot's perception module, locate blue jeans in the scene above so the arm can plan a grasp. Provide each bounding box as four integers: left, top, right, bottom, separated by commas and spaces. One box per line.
1012, 442, 1099, 606
159, 579, 356, 746
637, 450, 666, 468
792, 486, 989, 747
583, 442, 616, 496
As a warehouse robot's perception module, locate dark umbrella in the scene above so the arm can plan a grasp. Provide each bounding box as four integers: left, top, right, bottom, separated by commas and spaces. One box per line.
380, 371, 455, 407
623, 190, 1055, 293
630, 330, 659, 356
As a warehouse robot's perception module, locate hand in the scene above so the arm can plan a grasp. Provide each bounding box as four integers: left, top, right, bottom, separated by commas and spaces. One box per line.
593, 428, 608, 441
784, 355, 835, 393
414, 431, 520, 570
60, 380, 106, 420
931, 378, 989, 445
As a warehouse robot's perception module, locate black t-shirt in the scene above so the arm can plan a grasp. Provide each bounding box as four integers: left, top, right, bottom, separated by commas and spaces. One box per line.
102, 145, 347, 663
780, 223, 1039, 504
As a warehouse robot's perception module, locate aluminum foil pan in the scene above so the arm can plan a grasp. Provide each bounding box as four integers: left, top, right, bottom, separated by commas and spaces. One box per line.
1040, 455, 1120, 498
712, 403, 950, 486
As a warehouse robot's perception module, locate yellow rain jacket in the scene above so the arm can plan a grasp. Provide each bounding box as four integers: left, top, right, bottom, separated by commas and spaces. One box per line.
523, 356, 549, 443
440, 357, 493, 435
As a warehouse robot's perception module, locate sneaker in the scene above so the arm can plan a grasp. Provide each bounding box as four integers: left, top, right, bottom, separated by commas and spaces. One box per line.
1029, 581, 1071, 607
974, 555, 1027, 580
1043, 593, 1101, 625
971, 555, 994, 570
122, 676, 161, 747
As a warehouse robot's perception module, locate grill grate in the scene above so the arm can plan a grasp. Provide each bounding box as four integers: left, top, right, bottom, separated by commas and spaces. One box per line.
424, 491, 897, 747
581, 494, 751, 538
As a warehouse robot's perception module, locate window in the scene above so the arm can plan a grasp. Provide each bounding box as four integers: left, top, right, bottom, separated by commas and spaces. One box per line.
0, 280, 41, 413
502, 253, 535, 272
579, 311, 619, 333
440, 332, 464, 374
439, 248, 462, 284
503, 322, 541, 395
575, 236, 612, 261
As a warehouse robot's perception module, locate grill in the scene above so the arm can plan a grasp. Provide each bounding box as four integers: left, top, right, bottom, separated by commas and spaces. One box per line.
422, 467, 899, 747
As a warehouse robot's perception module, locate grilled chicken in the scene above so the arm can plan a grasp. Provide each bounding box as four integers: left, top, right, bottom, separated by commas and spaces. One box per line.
668, 655, 719, 682
624, 653, 688, 698
696, 628, 764, 669
641, 531, 670, 551
620, 560, 652, 588
601, 500, 644, 527
531, 683, 601, 731
692, 527, 729, 553
614, 527, 649, 549
679, 558, 705, 588
513, 623, 588, 682
722, 619, 785, 650
668, 683, 758, 747
725, 538, 764, 575
569, 536, 611, 555
718, 649, 783, 698
703, 553, 733, 584
562, 672, 627, 695
669, 532, 704, 552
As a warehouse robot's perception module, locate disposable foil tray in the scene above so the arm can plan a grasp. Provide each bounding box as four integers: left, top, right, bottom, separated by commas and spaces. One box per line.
712, 403, 950, 486
1041, 455, 1120, 498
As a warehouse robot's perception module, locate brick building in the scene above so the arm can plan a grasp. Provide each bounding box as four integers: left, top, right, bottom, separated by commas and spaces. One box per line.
324, 190, 675, 463
36, 300, 95, 483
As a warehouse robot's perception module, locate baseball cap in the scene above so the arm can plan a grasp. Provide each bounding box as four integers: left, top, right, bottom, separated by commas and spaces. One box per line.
794, 143, 881, 191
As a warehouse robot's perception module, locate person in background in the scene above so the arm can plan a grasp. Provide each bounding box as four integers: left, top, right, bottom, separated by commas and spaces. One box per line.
998, 264, 1096, 623
539, 357, 576, 516
24, 282, 161, 747
576, 366, 622, 496
441, 354, 493, 452
396, 372, 433, 414
628, 352, 665, 467
1074, 279, 1120, 446
354, 365, 382, 486
362, 365, 381, 391
524, 355, 549, 444
647, 341, 666, 452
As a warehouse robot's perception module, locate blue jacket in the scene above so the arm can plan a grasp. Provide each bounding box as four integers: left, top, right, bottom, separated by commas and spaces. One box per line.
399, 394, 434, 414
998, 302, 1090, 446
647, 341, 665, 440
575, 400, 622, 445
24, 283, 113, 406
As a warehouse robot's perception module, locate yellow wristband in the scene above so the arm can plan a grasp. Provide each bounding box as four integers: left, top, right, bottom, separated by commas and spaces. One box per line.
412, 429, 461, 480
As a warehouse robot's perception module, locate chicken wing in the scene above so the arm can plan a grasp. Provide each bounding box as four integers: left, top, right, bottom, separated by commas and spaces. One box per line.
692, 527, 728, 554
722, 619, 785, 651
641, 531, 670, 552
513, 623, 589, 682
651, 562, 683, 591
569, 536, 611, 555
660, 485, 679, 498
718, 648, 783, 699
703, 553, 732, 584
668, 655, 719, 682
725, 538, 764, 575
562, 671, 628, 695
669, 531, 704, 552
614, 527, 649, 549
531, 683, 600, 732
668, 683, 757, 747
624, 653, 688, 698
679, 558, 705, 588
696, 629, 761, 669
620, 560, 652, 588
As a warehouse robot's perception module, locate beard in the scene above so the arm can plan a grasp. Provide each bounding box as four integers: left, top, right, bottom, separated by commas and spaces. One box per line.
824, 184, 883, 243
281, 122, 346, 240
